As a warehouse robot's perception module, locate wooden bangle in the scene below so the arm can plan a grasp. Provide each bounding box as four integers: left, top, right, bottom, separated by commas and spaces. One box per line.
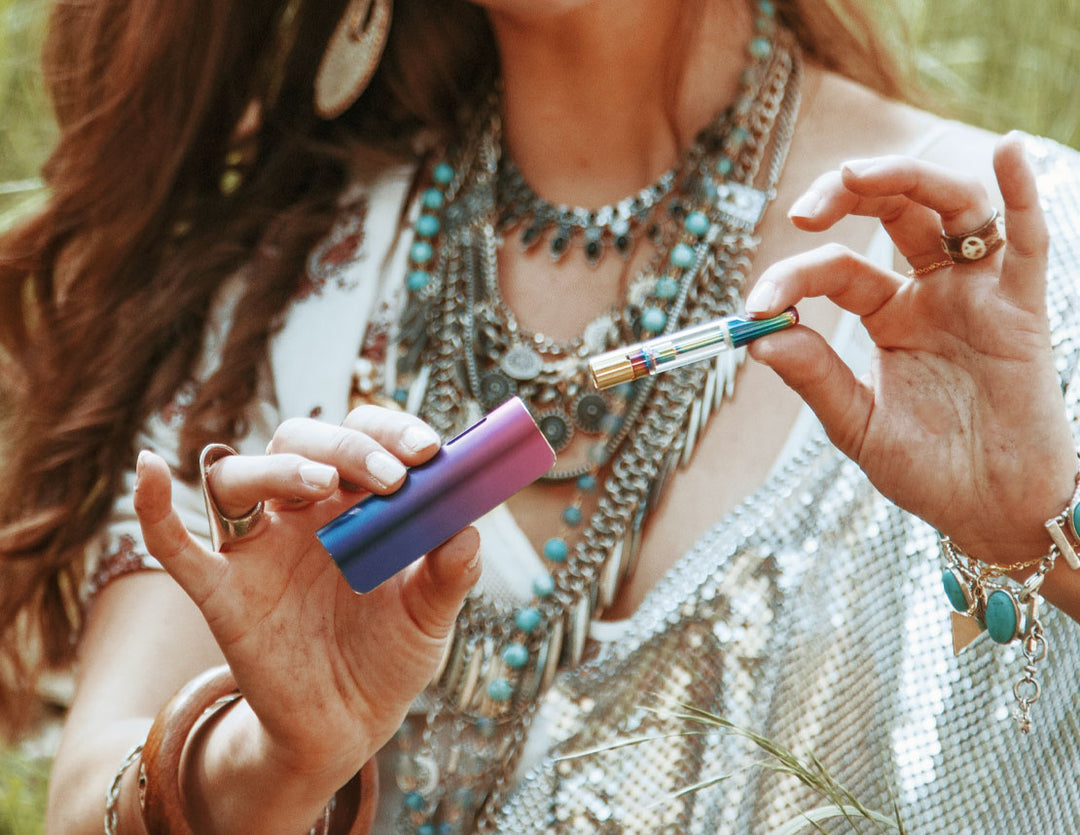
139, 665, 241, 834
328, 762, 379, 835
140, 664, 379, 834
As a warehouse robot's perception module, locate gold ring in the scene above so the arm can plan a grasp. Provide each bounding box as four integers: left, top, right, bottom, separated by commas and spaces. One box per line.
906, 258, 954, 278
940, 209, 1005, 264
200, 444, 265, 551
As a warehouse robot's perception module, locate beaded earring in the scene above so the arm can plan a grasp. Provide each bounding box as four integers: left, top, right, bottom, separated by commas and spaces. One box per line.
313, 0, 393, 119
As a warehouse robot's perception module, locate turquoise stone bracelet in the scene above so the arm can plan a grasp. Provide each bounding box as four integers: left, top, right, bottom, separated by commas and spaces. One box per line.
985, 589, 1023, 644
941, 568, 974, 615
938, 534, 1057, 731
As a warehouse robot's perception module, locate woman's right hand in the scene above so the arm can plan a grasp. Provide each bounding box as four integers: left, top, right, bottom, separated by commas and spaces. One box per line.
133, 405, 481, 805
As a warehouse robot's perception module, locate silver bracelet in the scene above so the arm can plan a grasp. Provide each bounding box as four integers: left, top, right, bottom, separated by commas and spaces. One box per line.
104, 742, 145, 835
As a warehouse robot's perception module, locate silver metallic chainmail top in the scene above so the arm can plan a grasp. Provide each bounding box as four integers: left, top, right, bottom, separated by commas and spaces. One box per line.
483, 136, 1080, 834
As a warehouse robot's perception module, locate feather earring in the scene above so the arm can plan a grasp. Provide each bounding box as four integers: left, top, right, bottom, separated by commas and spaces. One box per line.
313, 0, 393, 119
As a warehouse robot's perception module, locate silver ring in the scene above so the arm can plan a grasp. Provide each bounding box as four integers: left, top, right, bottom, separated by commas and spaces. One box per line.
200, 444, 265, 551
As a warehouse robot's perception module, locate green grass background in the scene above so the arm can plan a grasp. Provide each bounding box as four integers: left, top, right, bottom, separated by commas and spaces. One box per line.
0, 0, 1078, 831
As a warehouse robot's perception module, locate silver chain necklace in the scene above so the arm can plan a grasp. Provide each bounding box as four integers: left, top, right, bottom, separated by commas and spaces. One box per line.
381, 19, 802, 834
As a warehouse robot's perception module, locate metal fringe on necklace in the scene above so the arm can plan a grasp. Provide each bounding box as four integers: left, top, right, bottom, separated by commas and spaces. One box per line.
383, 23, 803, 835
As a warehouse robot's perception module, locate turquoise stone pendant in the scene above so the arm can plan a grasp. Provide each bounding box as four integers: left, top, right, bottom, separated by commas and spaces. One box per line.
942, 566, 986, 654
942, 568, 974, 614
985, 588, 1023, 644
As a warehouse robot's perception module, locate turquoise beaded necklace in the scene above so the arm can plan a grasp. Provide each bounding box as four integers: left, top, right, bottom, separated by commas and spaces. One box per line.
393, 2, 780, 616
379, 0, 784, 620
397, 7, 779, 579
351, 4, 801, 830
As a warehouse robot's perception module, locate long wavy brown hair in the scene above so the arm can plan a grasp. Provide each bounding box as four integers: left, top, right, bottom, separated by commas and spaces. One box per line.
0, 0, 916, 738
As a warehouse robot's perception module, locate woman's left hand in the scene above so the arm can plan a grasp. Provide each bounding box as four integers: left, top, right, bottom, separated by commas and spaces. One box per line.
745, 132, 1076, 580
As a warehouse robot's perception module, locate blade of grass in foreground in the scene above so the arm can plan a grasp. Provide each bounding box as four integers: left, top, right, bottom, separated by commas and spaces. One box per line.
555, 694, 904, 834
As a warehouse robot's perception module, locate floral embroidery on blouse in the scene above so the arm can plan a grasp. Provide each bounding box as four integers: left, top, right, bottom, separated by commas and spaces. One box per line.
83, 534, 158, 603
158, 381, 196, 428
300, 194, 370, 299
360, 303, 393, 363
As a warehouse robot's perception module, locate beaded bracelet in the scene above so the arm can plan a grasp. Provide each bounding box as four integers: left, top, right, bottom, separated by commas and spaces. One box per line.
939, 536, 1056, 733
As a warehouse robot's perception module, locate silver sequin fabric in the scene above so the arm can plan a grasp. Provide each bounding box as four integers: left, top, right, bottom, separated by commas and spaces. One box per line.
488, 135, 1080, 834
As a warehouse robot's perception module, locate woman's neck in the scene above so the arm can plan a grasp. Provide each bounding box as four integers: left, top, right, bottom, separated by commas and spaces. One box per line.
486, 0, 754, 206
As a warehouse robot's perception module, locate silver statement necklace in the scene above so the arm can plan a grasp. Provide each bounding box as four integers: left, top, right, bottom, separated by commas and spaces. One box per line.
495, 153, 679, 265
351, 10, 802, 832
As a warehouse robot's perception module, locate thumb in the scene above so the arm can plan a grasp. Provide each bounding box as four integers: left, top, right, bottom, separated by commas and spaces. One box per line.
398, 526, 482, 641
133, 450, 227, 607
748, 326, 872, 462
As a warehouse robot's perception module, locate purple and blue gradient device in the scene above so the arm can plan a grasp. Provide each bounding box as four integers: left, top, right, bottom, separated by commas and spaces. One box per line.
317, 396, 556, 593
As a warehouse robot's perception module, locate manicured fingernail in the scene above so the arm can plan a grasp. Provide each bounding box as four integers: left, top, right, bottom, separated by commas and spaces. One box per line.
460, 527, 482, 571
299, 463, 337, 490
366, 450, 406, 488
466, 547, 482, 572
745, 281, 777, 315
841, 158, 876, 176
135, 450, 150, 486
788, 188, 820, 219
402, 425, 440, 454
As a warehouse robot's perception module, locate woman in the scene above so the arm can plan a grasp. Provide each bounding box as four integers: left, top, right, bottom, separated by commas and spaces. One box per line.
3, 0, 1079, 832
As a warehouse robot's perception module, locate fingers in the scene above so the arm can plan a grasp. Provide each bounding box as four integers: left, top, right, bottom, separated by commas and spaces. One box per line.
790, 154, 998, 268
134, 450, 226, 606
788, 135, 1049, 308
743, 244, 899, 462
994, 132, 1050, 304
745, 243, 902, 319
205, 408, 443, 526
398, 527, 482, 640
839, 155, 995, 237
267, 408, 441, 494
207, 454, 339, 518
340, 405, 443, 457
789, 168, 945, 268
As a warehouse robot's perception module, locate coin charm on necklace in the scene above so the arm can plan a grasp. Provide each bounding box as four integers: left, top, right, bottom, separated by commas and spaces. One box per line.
501, 343, 544, 380
574, 393, 610, 434
536, 410, 573, 451
477, 371, 516, 408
